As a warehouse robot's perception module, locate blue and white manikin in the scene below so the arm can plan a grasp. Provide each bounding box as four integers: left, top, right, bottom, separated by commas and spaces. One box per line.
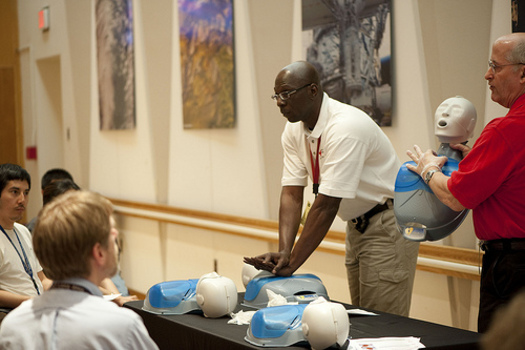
394, 96, 477, 241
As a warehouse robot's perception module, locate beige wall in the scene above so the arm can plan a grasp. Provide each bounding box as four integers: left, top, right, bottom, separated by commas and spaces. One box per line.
17, 0, 510, 332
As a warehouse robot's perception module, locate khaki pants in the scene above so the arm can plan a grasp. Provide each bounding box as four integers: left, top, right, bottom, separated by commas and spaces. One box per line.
345, 206, 419, 316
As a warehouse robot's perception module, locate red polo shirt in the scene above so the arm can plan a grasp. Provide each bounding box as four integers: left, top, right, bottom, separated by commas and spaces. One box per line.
448, 94, 525, 240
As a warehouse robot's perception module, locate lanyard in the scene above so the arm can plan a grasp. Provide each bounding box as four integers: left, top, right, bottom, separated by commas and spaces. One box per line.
51, 282, 92, 295
309, 136, 321, 197
0, 225, 40, 295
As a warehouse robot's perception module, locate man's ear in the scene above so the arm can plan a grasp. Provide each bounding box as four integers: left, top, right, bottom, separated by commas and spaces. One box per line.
310, 83, 319, 98
91, 242, 106, 267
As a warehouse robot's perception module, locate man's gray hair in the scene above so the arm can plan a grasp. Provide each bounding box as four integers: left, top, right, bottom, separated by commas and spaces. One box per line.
507, 38, 525, 65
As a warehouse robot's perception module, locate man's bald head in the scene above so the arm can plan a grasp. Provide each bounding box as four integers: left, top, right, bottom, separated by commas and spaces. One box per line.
278, 61, 321, 87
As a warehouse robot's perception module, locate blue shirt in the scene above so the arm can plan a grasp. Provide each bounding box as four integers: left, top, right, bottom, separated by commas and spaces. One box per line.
0, 278, 158, 349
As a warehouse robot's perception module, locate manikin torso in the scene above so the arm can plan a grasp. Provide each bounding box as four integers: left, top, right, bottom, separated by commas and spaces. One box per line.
394, 96, 477, 242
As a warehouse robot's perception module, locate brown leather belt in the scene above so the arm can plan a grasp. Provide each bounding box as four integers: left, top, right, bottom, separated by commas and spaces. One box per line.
351, 199, 393, 234
480, 238, 525, 252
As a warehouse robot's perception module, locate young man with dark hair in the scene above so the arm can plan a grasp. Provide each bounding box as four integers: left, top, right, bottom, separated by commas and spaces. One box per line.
25, 167, 73, 232
0, 163, 52, 322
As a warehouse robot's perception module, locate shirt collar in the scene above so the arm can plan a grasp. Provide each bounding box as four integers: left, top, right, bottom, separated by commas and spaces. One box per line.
56, 277, 103, 297
509, 93, 525, 112
303, 93, 329, 139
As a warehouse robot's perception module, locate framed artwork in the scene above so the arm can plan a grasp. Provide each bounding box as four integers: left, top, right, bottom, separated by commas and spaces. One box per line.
179, 0, 235, 129
302, 0, 392, 126
512, 0, 525, 32
96, 0, 136, 130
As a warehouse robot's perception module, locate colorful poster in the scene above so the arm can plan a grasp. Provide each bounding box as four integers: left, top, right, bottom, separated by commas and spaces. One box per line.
96, 0, 136, 130
179, 0, 235, 129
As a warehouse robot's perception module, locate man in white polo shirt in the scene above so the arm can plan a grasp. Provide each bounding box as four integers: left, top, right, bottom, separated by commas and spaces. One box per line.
245, 61, 419, 316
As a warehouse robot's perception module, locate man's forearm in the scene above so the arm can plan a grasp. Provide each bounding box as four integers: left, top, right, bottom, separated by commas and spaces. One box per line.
429, 172, 466, 212
0, 290, 31, 309
288, 194, 341, 271
278, 186, 304, 253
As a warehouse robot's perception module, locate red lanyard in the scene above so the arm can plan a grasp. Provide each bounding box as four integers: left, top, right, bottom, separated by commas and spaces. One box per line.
309, 136, 321, 197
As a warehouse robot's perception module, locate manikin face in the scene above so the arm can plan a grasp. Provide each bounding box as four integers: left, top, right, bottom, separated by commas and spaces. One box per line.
434, 96, 477, 144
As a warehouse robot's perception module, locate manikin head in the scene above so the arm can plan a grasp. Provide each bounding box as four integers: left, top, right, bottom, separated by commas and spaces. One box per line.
196, 272, 238, 318
241, 263, 272, 288
302, 298, 349, 350
434, 96, 477, 144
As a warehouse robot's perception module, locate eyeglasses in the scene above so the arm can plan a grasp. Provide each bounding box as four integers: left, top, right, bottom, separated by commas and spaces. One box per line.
271, 83, 312, 101
488, 60, 525, 73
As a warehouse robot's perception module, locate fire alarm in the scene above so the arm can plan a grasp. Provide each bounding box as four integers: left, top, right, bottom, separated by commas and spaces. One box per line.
26, 146, 37, 160
38, 7, 50, 31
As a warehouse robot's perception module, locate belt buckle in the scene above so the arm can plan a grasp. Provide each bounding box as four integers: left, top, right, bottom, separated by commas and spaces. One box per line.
352, 216, 369, 234
479, 240, 488, 252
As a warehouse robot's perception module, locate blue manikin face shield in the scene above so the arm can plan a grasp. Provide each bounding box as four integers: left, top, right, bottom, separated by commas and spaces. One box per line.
245, 298, 350, 349
245, 304, 309, 347
242, 273, 329, 309
142, 279, 201, 315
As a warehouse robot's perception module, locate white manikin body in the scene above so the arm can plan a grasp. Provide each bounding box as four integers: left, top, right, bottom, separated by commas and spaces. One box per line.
394, 96, 477, 242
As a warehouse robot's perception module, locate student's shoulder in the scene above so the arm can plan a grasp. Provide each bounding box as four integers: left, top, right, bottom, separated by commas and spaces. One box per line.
13, 223, 32, 239
88, 297, 143, 322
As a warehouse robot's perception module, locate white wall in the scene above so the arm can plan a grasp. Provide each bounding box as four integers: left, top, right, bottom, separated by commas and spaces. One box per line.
17, 0, 511, 332
19, 0, 505, 224
166, 0, 269, 217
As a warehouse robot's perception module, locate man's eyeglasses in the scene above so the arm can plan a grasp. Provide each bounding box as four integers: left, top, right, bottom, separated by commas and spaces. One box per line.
271, 83, 312, 101
488, 60, 525, 73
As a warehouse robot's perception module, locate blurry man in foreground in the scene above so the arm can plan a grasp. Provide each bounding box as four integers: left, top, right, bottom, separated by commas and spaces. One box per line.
0, 191, 158, 349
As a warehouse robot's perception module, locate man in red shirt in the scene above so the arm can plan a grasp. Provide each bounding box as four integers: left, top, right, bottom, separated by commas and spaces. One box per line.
407, 32, 525, 332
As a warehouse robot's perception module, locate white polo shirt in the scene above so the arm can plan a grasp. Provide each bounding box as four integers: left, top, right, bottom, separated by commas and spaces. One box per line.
0, 223, 44, 297
281, 93, 400, 221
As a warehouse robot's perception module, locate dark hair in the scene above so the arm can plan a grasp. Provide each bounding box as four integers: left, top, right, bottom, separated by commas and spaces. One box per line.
43, 179, 81, 206
41, 168, 73, 190
0, 163, 31, 197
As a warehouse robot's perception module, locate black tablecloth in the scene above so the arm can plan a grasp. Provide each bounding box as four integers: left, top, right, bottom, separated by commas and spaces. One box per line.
125, 295, 480, 350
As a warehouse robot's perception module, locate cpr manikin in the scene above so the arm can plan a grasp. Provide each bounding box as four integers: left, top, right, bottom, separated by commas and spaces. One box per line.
195, 272, 238, 318
394, 96, 477, 241
302, 298, 350, 350
241, 263, 272, 288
